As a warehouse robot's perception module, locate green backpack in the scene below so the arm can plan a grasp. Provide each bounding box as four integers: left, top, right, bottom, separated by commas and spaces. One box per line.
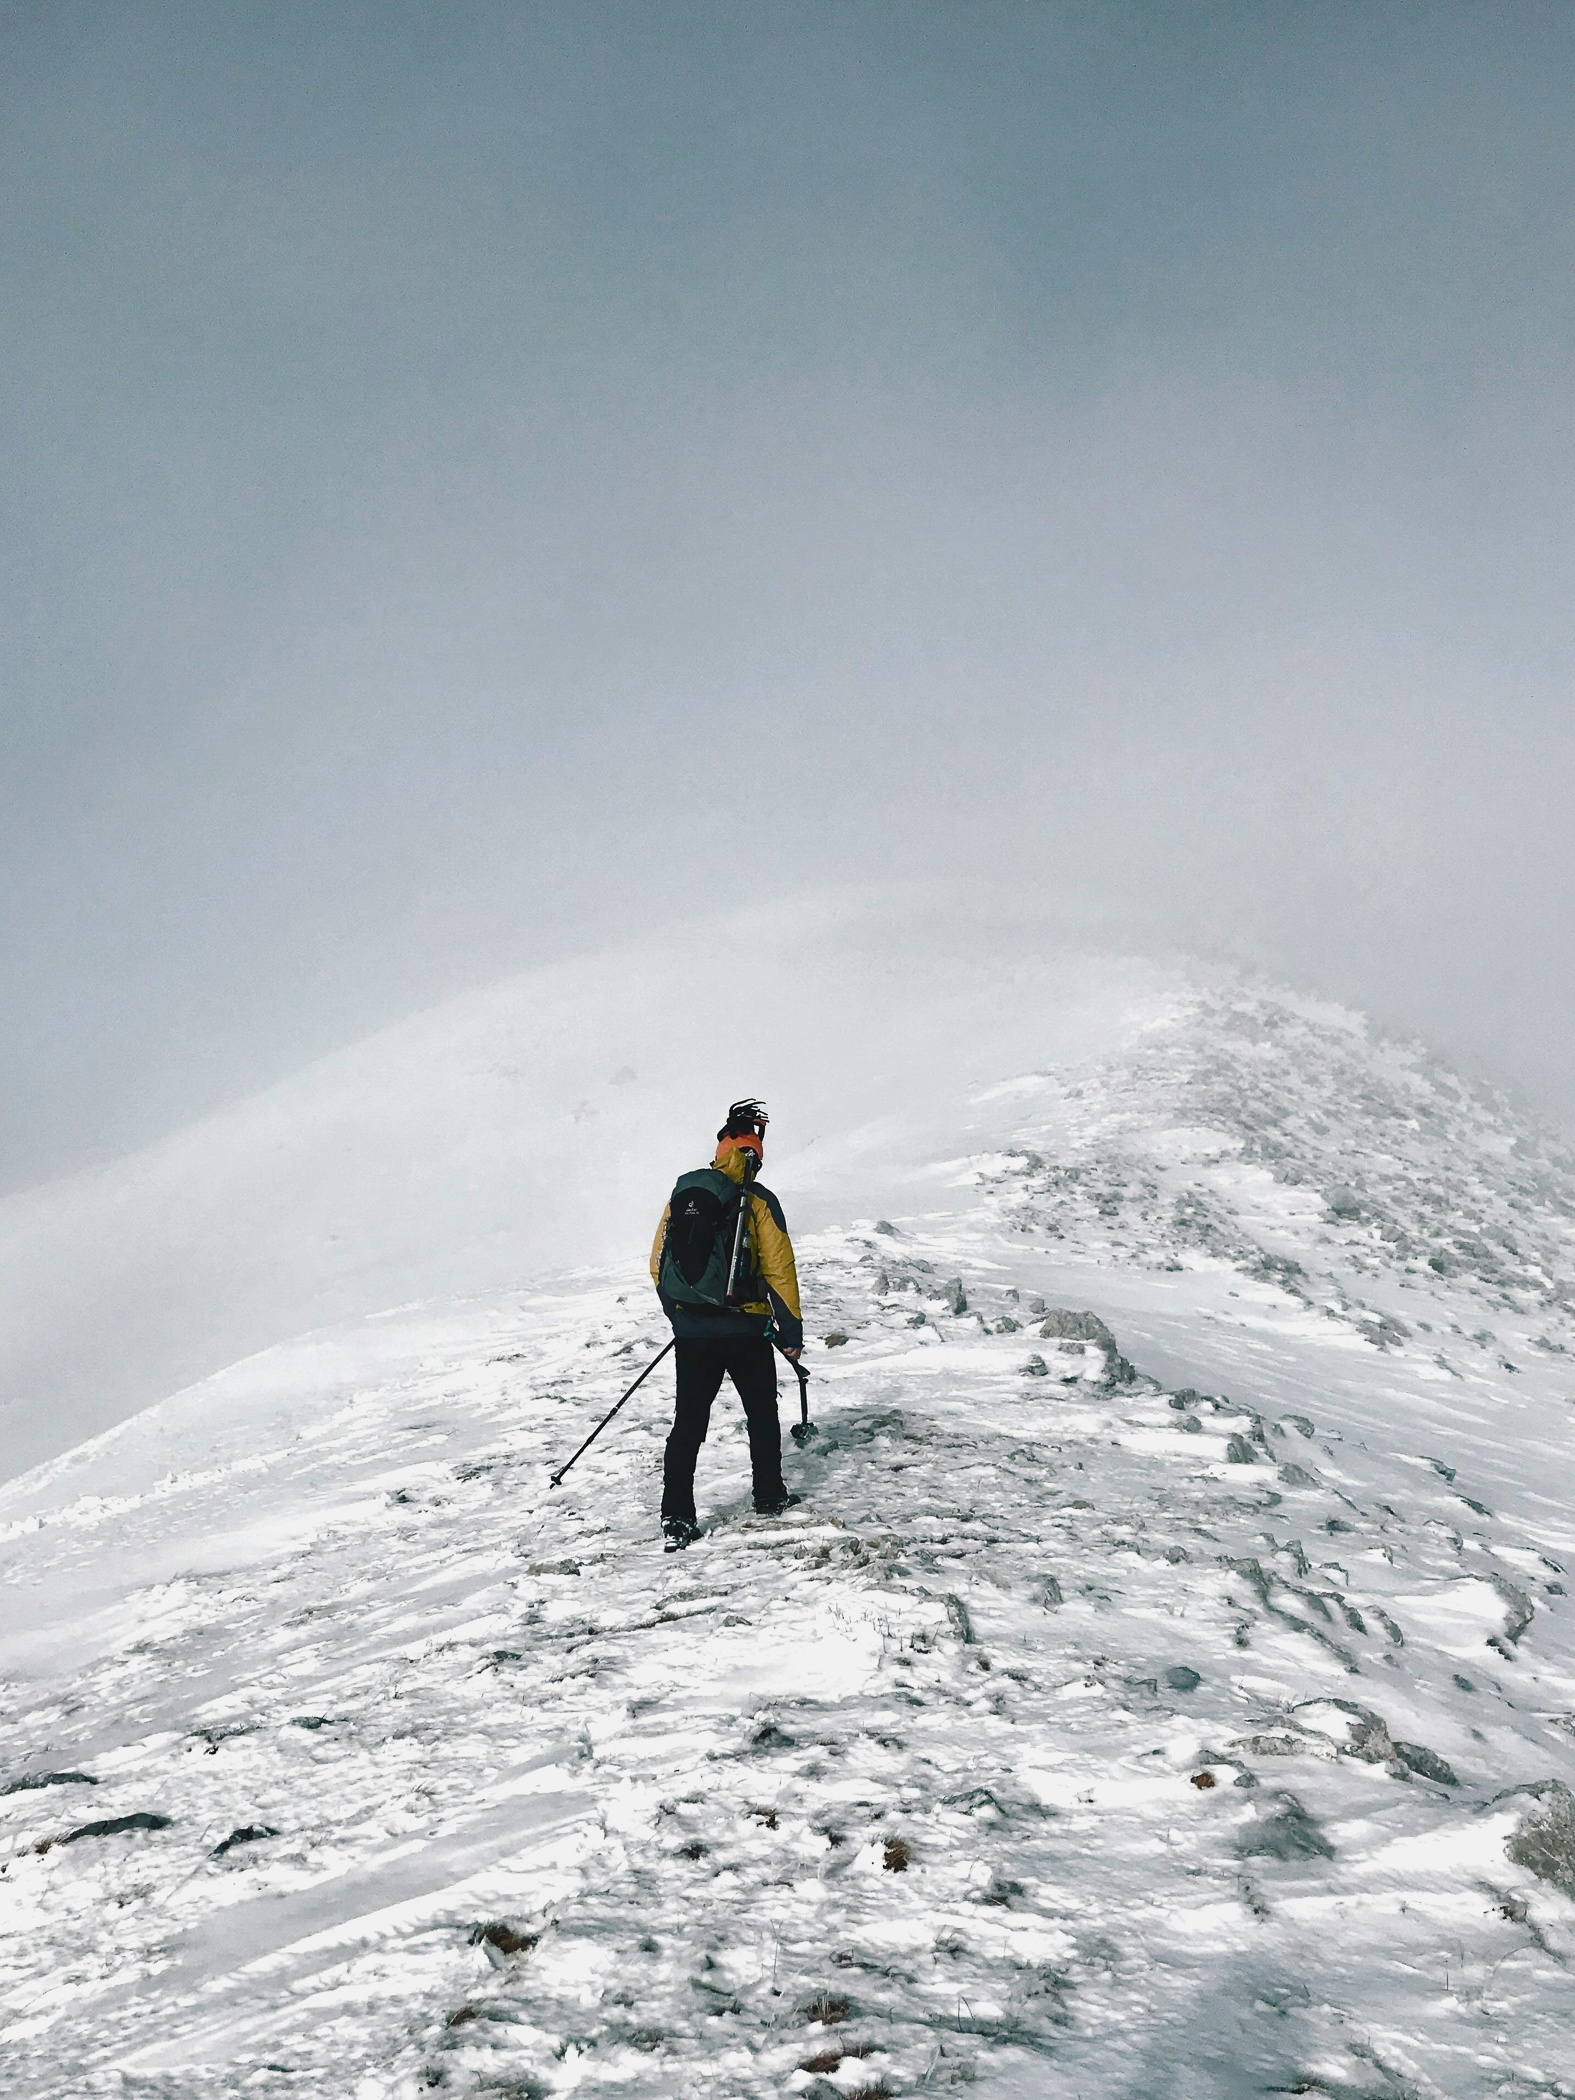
658, 1168, 756, 1309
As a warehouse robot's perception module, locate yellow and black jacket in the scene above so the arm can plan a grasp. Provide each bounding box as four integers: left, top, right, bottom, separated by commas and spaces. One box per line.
650, 1146, 803, 1349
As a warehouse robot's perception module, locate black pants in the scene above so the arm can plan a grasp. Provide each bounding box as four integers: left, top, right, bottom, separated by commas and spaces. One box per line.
663, 1336, 784, 1523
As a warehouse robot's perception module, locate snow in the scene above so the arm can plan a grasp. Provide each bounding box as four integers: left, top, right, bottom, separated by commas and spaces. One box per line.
3, 926, 1575, 2095
0, 887, 1181, 1479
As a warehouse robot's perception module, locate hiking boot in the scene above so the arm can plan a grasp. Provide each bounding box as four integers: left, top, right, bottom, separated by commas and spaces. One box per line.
753, 1491, 803, 1517
662, 1517, 702, 1552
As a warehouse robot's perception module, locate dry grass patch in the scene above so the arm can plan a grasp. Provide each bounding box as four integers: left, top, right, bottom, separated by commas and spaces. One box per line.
469, 1921, 539, 1957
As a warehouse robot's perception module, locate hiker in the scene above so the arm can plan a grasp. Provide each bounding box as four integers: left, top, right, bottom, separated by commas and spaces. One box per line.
650, 1099, 804, 1548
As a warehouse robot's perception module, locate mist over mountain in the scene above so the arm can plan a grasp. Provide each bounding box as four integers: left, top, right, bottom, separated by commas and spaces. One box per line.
4, 2, 1575, 1189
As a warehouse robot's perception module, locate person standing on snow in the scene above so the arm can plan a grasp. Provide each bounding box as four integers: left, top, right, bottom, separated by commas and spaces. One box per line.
650, 1099, 804, 1549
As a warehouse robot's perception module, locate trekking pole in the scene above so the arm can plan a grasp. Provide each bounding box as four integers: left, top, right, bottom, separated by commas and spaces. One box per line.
777, 1344, 817, 1443
549, 1339, 675, 1489
725, 1149, 759, 1304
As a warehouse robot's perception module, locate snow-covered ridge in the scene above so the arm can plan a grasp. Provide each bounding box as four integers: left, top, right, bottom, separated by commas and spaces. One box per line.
1003, 983, 1575, 1308
3, 958, 1575, 2096
0, 889, 1183, 1480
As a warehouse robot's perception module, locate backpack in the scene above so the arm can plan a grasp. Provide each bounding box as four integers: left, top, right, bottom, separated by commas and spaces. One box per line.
658, 1168, 757, 1310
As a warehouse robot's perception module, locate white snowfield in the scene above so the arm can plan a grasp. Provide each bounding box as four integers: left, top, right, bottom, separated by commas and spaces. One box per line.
3, 936, 1575, 2098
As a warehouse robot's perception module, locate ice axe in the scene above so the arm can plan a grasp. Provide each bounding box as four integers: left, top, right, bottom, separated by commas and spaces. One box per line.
778, 1343, 817, 1443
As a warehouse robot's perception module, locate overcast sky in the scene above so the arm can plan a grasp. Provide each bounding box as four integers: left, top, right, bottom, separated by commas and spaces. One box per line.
3, 1, 1574, 1190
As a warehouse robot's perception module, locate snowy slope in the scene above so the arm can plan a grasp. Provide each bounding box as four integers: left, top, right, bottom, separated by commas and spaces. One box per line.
4, 968, 1575, 2098
0, 887, 1178, 1479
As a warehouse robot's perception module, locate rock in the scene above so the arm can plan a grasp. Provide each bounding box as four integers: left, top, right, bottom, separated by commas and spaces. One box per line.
1296, 1699, 1395, 1764
1507, 1784, 1575, 1897
823, 1331, 849, 1348
1164, 1665, 1202, 1692
1, 1771, 96, 1795
1356, 1312, 1411, 1349
1251, 1252, 1307, 1293
212, 1824, 279, 1857
1488, 1573, 1534, 1646
1224, 1435, 1257, 1464
1278, 1463, 1320, 1488
40, 1812, 173, 1855
874, 1220, 899, 1235
946, 1279, 968, 1314
1039, 1309, 1118, 1348
1022, 1354, 1050, 1377
1236, 1793, 1335, 1862
1039, 1575, 1063, 1608
1392, 1741, 1458, 1787
1037, 1309, 1137, 1384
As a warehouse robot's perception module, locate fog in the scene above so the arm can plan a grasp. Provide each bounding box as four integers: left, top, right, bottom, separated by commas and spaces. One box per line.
4, 0, 1574, 1192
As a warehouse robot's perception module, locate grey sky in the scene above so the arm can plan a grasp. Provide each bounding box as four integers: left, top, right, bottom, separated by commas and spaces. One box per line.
4, 0, 1574, 1190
